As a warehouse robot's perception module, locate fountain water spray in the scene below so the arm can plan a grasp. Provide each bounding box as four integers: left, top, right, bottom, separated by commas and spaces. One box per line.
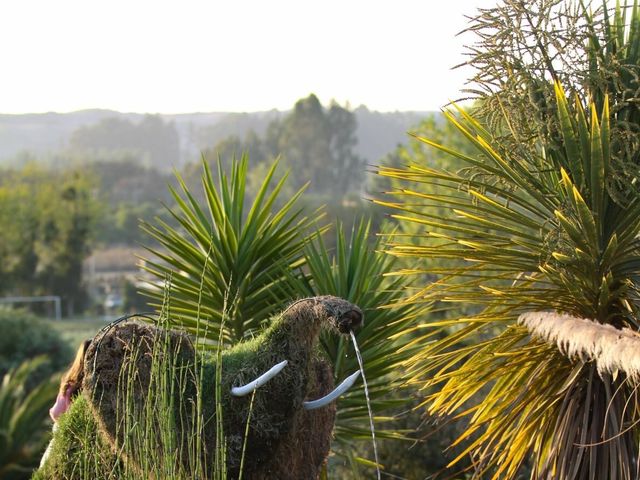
350, 330, 381, 480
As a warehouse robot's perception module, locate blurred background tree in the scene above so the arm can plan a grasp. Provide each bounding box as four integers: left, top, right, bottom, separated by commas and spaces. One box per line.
0, 164, 97, 315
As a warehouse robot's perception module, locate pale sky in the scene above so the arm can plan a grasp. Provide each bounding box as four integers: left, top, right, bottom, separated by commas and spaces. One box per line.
1, 1, 496, 114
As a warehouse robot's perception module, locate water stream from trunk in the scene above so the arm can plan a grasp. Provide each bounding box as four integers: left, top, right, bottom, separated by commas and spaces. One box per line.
350, 330, 381, 480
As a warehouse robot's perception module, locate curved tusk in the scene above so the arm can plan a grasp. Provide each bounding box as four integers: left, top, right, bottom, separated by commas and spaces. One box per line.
231, 360, 288, 397
303, 370, 361, 410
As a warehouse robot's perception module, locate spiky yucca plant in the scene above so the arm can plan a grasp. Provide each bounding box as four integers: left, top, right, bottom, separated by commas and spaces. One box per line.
0, 357, 57, 480
374, 1, 640, 477
377, 85, 640, 477
297, 219, 422, 470
142, 155, 320, 343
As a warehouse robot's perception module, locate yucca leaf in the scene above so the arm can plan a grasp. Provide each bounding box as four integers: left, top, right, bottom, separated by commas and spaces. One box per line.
555, 83, 584, 185
589, 103, 605, 219
575, 97, 592, 184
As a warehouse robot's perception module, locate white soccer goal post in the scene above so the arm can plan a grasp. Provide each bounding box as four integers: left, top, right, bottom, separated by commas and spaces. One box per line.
0, 295, 62, 320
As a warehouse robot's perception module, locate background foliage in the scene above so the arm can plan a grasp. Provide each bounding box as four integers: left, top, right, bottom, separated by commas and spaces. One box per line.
0, 308, 71, 388
0, 164, 95, 314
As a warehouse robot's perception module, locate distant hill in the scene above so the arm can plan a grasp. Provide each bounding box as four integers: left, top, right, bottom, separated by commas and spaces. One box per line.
0, 107, 431, 167
353, 107, 429, 164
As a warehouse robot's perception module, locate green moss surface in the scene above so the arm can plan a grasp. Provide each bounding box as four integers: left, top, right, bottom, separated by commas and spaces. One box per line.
34, 395, 119, 480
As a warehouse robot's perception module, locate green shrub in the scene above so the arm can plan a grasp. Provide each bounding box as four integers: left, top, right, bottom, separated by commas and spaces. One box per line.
0, 308, 72, 389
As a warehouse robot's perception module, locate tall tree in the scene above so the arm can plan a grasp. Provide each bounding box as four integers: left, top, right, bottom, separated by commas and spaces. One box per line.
326, 101, 364, 196
276, 95, 364, 197
0, 164, 97, 314
199, 94, 365, 199
275, 94, 333, 193
36, 174, 94, 315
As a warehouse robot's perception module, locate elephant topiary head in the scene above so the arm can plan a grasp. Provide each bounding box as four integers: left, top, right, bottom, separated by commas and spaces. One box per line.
36, 296, 363, 480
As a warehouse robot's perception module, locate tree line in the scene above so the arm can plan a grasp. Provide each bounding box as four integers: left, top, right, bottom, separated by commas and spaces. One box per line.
0, 95, 394, 314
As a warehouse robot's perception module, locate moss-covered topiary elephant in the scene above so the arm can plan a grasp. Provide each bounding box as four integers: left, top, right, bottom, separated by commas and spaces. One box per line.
35, 296, 363, 480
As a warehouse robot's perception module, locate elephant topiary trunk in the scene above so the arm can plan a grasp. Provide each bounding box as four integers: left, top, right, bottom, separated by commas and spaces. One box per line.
36, 296, 363, 480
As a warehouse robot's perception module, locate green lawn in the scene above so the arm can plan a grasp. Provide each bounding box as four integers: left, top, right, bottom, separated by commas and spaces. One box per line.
49, 317, 115, 350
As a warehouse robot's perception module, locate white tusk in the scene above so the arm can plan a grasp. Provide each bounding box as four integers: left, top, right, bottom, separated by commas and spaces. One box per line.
303, 370, 361, 410
231, 360, 288, 397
